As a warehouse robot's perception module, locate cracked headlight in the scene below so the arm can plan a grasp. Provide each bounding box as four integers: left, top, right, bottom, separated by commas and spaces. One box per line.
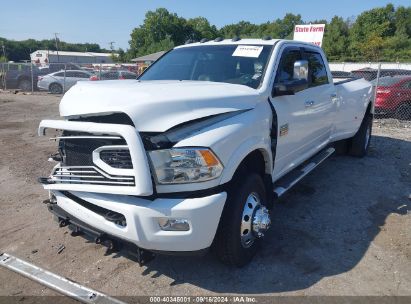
148, 148, 223, 184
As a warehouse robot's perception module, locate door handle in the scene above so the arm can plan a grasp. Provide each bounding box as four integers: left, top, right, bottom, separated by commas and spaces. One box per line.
305, 100, 315, 107
331, 93, 338, 99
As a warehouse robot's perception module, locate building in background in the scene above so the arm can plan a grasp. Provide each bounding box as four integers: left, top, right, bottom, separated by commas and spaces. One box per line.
31, 50, 116, 65
132, 51, 165, 74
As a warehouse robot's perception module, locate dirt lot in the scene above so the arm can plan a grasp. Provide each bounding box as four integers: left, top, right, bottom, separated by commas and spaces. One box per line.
0, 92, 410, 300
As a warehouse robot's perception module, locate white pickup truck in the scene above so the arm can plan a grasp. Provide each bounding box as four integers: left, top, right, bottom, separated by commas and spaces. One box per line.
39, 39, 373, 266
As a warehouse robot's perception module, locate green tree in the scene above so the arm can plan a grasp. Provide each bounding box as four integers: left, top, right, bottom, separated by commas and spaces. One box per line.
382, 32, 411, 61
394, 6, 411, 36
278, 13, 303, 39
129, 8, 192, 58
349, 4, 396, 60
0, 37, 108, 62
110, 48, 128, 63
361, 33, 385, 61
322, 16, 349, 61
219, 21, 260, 38
187, 17, 218, 40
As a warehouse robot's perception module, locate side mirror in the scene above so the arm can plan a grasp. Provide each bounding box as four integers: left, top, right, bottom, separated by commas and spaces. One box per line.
272, 60, 309, 97
293, 60, 308, 81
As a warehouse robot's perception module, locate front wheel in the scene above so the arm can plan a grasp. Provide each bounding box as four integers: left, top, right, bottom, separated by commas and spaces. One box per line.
214, 173, 271, 267
18, 79, 31, 91
49, 83, 63, 94
348, 113, 372, 157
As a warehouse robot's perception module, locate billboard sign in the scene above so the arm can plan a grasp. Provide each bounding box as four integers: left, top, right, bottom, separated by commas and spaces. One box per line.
293, 24, 325, 47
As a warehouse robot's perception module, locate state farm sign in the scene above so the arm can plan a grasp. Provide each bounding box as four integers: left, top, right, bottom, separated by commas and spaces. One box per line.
293, 24, 325, 47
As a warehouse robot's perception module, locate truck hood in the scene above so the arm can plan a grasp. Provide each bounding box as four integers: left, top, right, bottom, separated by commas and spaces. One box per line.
60, 80, 261, 131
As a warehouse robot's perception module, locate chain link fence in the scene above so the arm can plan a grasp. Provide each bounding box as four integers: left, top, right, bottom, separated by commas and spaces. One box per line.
0, 62, 143, 94
330, 62, 411, 128
1, 60, 410, 127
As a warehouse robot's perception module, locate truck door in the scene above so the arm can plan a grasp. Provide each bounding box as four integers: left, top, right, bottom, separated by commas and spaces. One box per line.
301, 49, 335, 148
269, 46, 334, 178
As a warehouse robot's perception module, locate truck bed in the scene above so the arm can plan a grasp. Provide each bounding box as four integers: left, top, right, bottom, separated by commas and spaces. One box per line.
332, 76, 361, 85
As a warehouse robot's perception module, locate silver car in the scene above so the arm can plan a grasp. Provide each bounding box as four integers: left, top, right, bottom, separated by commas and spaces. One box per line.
37, 70, 92, 94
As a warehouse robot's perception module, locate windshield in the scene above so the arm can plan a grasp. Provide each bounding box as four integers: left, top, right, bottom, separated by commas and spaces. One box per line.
139, 45, 273, 89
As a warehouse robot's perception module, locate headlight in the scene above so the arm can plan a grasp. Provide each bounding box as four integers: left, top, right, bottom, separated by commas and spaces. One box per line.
148, 148, 223, 184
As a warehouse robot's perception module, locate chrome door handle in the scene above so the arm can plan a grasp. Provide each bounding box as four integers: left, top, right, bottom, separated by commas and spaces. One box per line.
305, 100, 315, 107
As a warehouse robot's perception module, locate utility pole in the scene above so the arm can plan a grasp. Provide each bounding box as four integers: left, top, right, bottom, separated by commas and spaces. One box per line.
1, 44, 6, 90
54, 33, 60, 62
1, 45, 6, 61
108, 41, 115, 63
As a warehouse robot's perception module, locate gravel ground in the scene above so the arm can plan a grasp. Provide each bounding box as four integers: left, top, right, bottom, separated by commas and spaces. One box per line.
0, 92, 410, 300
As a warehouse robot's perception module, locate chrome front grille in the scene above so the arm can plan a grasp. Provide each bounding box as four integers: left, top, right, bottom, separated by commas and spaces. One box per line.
51, 166, 135, 186
58, 132, 128, 167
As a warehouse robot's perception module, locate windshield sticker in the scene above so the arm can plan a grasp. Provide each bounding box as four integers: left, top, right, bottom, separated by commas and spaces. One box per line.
232, 45, 264, 58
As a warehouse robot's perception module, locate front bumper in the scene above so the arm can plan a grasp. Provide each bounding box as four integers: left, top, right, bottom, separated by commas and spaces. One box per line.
37, 81, 48, 91
50, 190, 227, 252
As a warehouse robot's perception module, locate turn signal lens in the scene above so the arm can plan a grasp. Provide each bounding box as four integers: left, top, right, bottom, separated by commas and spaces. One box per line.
199, 149, 220, 166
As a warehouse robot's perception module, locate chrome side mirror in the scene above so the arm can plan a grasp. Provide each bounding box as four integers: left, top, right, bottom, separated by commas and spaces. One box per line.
293, 60, 309, 81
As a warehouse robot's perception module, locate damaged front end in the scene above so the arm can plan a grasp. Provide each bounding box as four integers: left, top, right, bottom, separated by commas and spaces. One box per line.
38, 119, 153, 196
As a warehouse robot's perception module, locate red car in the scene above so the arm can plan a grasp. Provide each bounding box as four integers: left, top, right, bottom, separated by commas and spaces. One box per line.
374, 76, 411, 119
89, 70, 137, 81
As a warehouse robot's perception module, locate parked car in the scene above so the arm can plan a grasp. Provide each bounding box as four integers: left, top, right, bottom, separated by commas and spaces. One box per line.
331, 70, 353, 78
352, 68, 411, 81
38, 63, 82, 75
0, 63, 84, 91
1, 63, 43, 91
38, 70, 92, 94
373, 75, 411, 119
39, 39, 372, 266
89, 70, 137, 81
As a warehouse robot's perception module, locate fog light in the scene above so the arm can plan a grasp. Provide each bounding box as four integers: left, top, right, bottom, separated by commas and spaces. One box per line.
158, 218, 190, 231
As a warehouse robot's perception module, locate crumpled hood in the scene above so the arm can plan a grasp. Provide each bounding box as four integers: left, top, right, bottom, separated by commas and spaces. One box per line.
60, 80, 261, 132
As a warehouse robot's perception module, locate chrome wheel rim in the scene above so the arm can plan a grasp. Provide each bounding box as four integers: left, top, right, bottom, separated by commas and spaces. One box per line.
240, 192, 271, 248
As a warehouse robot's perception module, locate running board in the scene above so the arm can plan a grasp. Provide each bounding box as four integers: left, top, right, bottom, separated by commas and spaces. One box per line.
0, 253, 126, 304
274, 147, 335, 198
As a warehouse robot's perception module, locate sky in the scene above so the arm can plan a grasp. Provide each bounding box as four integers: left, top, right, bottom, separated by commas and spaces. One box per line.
1, 0, 410, 50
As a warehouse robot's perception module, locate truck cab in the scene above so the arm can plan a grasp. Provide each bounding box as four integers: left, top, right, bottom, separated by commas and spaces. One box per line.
39, 39, 373, 266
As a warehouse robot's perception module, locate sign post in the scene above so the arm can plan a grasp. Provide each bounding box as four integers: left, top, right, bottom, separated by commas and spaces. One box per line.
293, 24, 325, 47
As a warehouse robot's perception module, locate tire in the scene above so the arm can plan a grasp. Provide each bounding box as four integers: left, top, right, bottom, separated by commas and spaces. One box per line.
18, 79, 31, 91
348, 113, 372, 157
49, 83, 63, 94
214, 171, 270, 267
395, 103, 411, 120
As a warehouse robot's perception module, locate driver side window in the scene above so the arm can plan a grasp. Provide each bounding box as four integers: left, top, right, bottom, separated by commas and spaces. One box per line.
275, 50, 302, 84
